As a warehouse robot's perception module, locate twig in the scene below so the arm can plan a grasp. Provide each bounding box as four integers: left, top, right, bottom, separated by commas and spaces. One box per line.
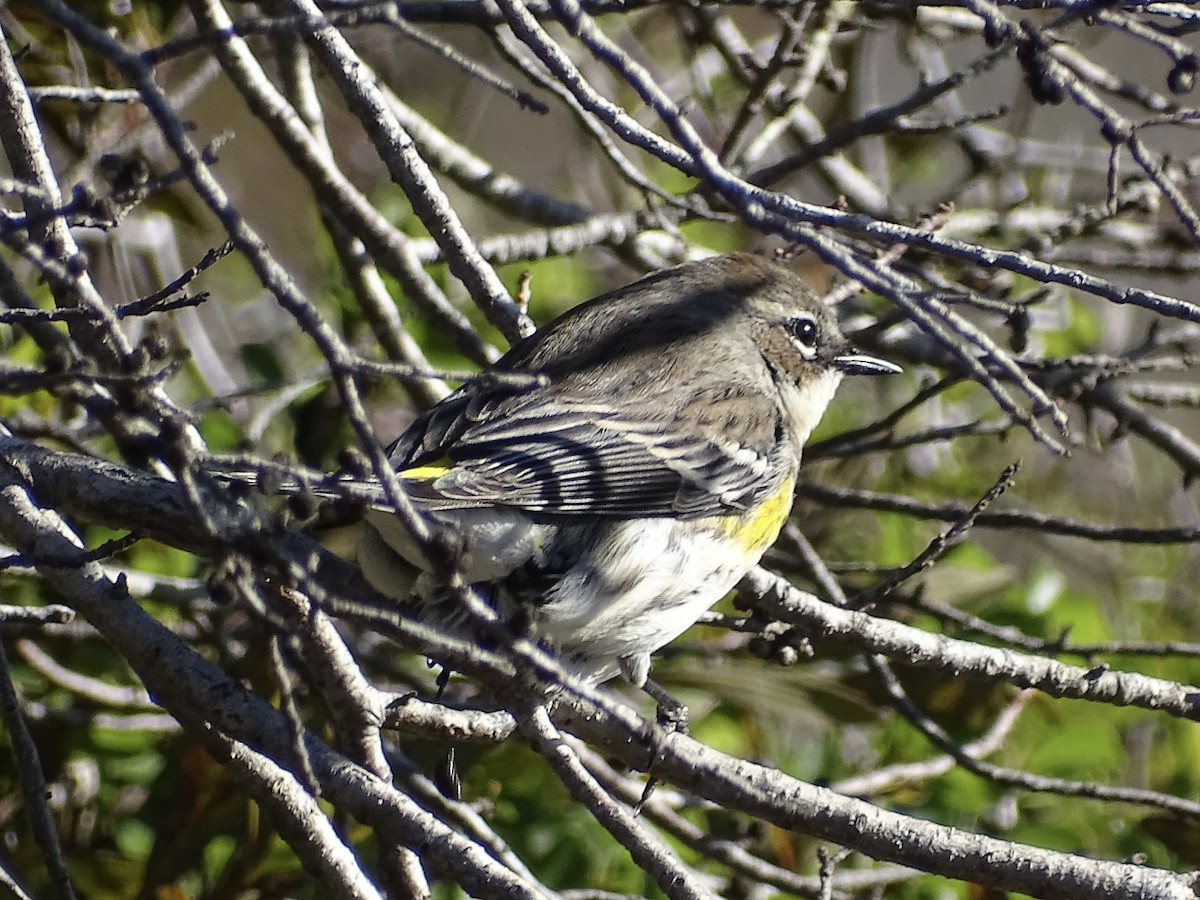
742, 567, 1200, 722
0, 639, 78, 900
521, 704, 717, 900
851, 462, 1020, 609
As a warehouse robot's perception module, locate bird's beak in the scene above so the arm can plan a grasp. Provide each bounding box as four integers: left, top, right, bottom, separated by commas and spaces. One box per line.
833, 351, 902, 376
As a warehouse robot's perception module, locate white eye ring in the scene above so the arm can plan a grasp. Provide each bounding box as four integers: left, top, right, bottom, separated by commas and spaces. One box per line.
786, 316, 818, 358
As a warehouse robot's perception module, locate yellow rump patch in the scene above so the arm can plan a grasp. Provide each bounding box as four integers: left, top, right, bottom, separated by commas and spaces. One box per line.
401, 462, 451, 481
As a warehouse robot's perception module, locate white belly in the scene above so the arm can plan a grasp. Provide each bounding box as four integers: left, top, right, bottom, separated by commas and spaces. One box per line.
364, 508, 771, 687
534, 519, 758, 683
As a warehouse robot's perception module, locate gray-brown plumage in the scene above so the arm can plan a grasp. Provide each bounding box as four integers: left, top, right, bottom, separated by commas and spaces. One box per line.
359, 253, 899, 686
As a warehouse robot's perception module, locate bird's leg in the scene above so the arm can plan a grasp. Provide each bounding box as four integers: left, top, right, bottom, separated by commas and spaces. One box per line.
433, 663, 453, 699
642, 677, 689, 734
431, 664, 461, 799
619, 654, 690, 734
633, 677, 689, 815
434, 747, 462, 801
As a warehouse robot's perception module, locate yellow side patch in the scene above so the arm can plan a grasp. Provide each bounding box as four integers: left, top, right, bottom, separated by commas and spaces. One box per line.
719, 475, 796, 553
401, 462, 451, 481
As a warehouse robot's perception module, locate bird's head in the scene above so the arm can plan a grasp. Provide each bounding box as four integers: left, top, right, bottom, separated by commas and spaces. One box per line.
741, 260, 901, 448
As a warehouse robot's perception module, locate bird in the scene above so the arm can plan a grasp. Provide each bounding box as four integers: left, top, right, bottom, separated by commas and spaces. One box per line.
356, 252, 899, 705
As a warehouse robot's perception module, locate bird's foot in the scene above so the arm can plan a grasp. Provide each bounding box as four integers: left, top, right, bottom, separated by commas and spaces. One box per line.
634, 678, 688, 815
643, 677, 689, 735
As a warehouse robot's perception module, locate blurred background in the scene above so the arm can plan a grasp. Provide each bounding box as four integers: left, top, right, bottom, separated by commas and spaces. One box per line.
4, 0, 1200, 896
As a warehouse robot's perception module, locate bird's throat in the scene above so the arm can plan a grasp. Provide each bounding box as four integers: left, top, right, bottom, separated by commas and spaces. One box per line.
777, 369, 843, 451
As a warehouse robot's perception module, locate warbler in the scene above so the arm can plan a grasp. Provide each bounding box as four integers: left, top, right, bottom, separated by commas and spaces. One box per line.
358, 253, 899, 692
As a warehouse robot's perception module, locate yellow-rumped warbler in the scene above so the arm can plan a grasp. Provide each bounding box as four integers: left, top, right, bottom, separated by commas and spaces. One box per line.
359, 253, 899, 692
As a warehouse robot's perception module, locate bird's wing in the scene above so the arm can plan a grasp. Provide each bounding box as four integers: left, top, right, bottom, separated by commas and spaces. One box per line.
390, 390, 782, 519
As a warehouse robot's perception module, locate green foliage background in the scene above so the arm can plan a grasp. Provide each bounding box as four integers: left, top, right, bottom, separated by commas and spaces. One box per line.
2, 1, 1200, 898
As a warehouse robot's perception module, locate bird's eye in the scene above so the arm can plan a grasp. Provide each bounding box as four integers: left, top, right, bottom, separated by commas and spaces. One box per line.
786, 316, 818, 354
